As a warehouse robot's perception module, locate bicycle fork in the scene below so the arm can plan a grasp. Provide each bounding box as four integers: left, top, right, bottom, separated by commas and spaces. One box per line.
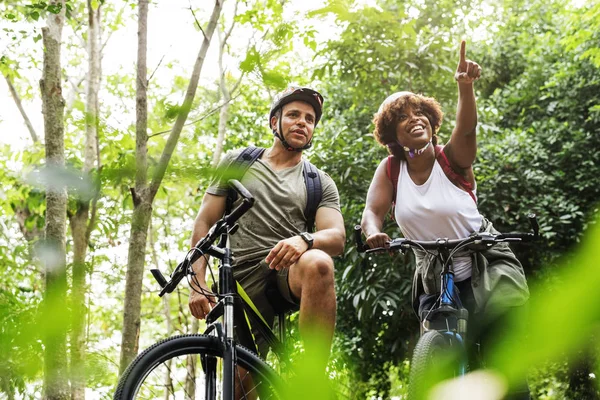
221, 248, 236, 400
202, 248, 237, 400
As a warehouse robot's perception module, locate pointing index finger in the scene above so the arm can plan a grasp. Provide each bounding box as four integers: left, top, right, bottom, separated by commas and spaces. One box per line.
459, 40, 466, 63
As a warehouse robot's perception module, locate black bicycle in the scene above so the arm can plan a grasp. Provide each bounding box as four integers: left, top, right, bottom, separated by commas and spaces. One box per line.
114, 180, 287, 400
355, 215, 539, 399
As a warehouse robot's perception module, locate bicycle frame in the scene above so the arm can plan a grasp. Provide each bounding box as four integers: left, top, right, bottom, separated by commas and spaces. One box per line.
418, 244, 470, 376
151, 179, 288, 399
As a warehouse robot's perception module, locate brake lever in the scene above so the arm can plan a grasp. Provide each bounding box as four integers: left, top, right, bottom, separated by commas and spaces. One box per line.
527, 213, 540, 238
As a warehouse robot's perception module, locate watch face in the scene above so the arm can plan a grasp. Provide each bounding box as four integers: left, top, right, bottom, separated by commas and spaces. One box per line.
301, 232, 314, 247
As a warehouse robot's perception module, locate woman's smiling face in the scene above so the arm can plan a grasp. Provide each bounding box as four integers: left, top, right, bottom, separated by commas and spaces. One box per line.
394, 105, 433, 148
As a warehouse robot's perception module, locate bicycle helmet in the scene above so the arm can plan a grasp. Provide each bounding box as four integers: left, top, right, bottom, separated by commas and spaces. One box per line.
377, 91, 414, 114
268, 86, 324, 152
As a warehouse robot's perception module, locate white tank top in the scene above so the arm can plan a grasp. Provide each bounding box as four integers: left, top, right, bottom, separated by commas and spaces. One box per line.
394, 159, 482, 281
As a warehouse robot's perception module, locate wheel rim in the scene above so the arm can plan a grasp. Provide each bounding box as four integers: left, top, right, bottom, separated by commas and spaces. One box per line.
130, 347, 279, 399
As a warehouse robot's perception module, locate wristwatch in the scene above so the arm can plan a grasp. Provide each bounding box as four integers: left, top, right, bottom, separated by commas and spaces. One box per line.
299, 232, 314, 250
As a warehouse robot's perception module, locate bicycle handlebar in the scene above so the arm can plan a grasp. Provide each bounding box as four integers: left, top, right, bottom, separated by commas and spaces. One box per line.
152, 179, 254, 297
355, 213, 539, 254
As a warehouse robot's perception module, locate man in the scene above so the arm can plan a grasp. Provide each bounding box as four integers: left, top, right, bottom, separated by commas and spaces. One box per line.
188, 86, 345, 371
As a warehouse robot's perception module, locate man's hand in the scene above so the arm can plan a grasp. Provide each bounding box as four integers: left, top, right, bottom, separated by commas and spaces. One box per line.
265, 236, 309, 271
366, 232, 391, 249
454, 40, 482, 84
189, 281, 215, 320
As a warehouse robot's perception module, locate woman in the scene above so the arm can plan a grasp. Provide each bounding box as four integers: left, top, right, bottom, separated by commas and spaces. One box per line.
361, 41, 530, 399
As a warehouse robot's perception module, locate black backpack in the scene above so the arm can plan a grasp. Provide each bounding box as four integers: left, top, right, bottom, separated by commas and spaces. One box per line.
225, 146, 322, 233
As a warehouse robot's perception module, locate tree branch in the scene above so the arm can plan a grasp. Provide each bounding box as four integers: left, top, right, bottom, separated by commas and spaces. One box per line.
4, 73, 39, 143
148, 0, 222, 199
100, 3, 127, 55
148, 92, 240, 138
221, 0, 240, 53
148, 47, 170, 83
188, 1, 207, 41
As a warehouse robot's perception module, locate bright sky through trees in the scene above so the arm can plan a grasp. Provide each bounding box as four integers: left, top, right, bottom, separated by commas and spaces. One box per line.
0, 0, 350, 151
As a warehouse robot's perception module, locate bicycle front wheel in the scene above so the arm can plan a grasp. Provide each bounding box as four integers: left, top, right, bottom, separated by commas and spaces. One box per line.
408, 330, 460, 400
114, 334, 282, 400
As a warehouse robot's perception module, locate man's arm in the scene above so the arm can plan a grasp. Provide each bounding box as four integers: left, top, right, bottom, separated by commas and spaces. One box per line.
313, 206, 346, 256
265, 207, 346, 271
188, 193, 227, 320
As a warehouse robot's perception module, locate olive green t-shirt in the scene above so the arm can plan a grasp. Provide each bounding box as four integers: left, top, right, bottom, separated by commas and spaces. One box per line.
207, 149, 341, 266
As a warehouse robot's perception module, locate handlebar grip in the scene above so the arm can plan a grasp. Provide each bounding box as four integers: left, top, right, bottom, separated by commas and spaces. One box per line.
225, 198, 254, 226
151, 269, 168, 288
157, 261, 188, 296
354, 225, 369, 253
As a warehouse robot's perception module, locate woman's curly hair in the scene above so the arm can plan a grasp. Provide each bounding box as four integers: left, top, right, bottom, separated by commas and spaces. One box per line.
373, 92, 444, 160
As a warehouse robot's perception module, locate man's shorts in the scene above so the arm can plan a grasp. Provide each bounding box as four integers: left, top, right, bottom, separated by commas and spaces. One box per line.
232, 259, 300, 357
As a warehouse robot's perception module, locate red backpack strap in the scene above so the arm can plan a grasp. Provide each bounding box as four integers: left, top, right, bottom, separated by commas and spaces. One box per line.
386, 155, 400, 219
434, 145, 477, 204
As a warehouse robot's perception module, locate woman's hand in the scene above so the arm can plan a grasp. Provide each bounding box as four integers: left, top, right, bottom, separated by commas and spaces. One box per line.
366, 232, 391, 249
454, 40, 481, 84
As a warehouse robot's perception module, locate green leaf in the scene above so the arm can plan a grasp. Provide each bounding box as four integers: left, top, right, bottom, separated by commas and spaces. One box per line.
239, 49, 259, 73
261, 70, 287, 89
342, 264, 354, 281
47, 4, 62, 14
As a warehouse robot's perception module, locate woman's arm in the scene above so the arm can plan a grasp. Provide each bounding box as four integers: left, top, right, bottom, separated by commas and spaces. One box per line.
361, 158, 394, 248
446, 40, 481, 170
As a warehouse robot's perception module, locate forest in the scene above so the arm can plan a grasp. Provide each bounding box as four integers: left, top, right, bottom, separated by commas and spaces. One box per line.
1, 0, 600, 398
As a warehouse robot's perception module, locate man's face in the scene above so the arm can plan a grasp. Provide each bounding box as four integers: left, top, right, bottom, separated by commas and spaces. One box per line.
271, 100, 316, 148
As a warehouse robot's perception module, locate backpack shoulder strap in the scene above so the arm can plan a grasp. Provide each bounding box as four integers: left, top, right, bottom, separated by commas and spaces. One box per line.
386, 155, 400, 220
434, 145, 477, 204
226, 146, 265, 213
232, 146, 265, 173
302, 160, 322, 233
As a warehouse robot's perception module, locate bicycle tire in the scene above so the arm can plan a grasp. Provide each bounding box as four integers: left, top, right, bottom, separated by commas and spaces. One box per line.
408, 330, 457, 400
114, 334, 282, 399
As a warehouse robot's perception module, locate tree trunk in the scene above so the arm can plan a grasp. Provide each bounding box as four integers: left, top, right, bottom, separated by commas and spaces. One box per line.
211, 23, 231, 168
211, 92, 230, 167
119, 0, 149, 375
118, 0, 223, 374
68, 2, 102, 399
40, 1, 68, 400
211, 1, 242, 167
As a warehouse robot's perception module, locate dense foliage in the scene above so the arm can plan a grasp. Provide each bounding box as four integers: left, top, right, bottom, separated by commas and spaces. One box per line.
1, 0, 599, 398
